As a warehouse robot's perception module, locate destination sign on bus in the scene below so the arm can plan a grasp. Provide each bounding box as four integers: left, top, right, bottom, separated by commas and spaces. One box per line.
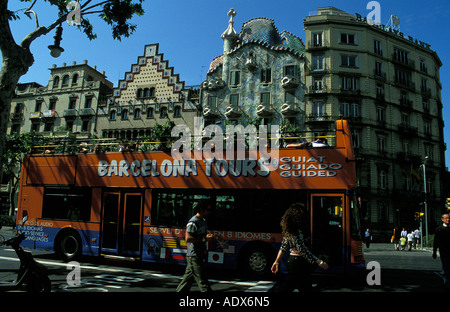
97, 155, 344, 179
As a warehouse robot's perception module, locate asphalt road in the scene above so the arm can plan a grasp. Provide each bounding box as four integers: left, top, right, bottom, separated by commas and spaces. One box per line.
0, 225, 447, 303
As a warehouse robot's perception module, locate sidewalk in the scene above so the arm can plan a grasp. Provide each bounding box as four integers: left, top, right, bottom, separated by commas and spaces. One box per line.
364, 242, 433, 252
363, 243, 440, 271
0, 226, 15, 235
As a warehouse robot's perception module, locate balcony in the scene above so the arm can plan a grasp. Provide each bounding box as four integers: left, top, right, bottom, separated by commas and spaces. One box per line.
392, 54, 415, 69
399, 98, 413, 110
397, 123, 418, 138
306, 113, 333, 123
306, 40, 329, 51
225, 105, 242, 119
201, 78, 226, 91
256, 103, 275, 117
42, 109, 56, 118
280, 102, 300, 115
203, 105, 220, 119
307, 85, 329, 95
421, 86, 432, 97
281, 75, 299, 89
10, 112, 24, 120
373, 70, 386, 81
29, 112, 41, 119
306, 63, 329, 74
79, 107, 94, 117
63, 109, 78, 118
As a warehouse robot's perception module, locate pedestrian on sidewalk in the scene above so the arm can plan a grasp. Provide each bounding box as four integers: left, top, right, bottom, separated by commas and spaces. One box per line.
407, 231, 414, 251
414, 229, 421, 249
432, 213, 450, 289
176, 200, 217, 292
271, 203, 328, 292
392, 226, 401, 250
401, 227, 407, 238
365, 228, 373, 248
400, 235, 407, 251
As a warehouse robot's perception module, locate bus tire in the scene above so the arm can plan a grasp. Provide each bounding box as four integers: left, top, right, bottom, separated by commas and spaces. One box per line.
55, 230, 82, 261
239, 243, 276, 277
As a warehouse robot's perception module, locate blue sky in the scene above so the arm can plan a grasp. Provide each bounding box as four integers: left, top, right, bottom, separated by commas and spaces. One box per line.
7, 0, 450, 166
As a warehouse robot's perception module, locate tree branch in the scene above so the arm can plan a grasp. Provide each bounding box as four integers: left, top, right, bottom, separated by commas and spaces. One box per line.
20, 14, 68, 49
25, 0, 38, 12
24, 10, 39, 28
81, 0, 112, 13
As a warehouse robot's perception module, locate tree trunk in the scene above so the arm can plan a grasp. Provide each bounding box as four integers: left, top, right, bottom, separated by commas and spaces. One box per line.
0, 1, 36, 177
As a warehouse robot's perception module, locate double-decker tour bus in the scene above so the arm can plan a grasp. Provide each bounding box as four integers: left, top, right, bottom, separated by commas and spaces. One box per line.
15, 119, 364, 276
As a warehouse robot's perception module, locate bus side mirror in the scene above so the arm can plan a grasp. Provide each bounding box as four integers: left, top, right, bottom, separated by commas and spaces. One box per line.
21, 216, 28, 225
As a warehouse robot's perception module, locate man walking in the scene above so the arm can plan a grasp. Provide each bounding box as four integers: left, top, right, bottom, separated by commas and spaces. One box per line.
176, 200, 214, 292
432, 213, 450, 289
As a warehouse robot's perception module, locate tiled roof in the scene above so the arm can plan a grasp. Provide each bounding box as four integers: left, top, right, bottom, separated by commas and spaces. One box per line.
240, 18, 282, 47
208, 55, 224, 73
208, 17, 305, 73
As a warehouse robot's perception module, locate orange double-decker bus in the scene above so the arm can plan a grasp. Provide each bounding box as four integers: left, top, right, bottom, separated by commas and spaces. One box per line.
16, 120, 364, 276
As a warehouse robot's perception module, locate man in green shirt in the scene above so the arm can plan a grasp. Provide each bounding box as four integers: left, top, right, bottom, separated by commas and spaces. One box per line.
176, 201, 214, 292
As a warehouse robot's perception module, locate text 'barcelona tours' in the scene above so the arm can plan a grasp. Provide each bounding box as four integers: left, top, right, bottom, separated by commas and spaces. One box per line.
97, 156, 344, 179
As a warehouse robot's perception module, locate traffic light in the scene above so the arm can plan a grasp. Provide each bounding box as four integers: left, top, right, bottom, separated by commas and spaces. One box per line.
446, 198, 450, 211
414, 212, 425, 220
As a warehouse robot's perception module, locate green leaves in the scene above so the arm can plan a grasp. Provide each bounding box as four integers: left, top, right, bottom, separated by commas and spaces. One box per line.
100, 0, 145, 40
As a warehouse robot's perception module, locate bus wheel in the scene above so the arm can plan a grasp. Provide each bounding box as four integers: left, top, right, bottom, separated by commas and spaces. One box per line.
55, 230, 81, 261
240, 244, 275, 277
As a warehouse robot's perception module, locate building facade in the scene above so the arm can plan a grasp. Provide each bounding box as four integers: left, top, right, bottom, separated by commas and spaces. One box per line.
203, 7, 445, 238
97, 43, 200, 140
6, 8, 446, 238
202, 9, 305, 130
4, 61, 113, 214
9, 60, 113, 138
303, 7, 444, 238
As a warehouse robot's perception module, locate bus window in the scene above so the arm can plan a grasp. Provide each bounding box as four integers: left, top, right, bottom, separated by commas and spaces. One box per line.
42, 187, 92, 221
214, 195, 236, 230
311, 195, 343, 266
152, 191, 210, 227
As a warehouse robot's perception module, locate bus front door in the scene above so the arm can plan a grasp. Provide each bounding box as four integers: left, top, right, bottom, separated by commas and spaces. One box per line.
311, 194, 344, 268
101, 192, 143, 257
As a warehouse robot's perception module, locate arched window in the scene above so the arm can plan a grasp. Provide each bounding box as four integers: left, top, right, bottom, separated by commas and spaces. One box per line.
147, 107, 154, 118
160, 107, 167, 118
122, 109, 129, 120
109, 110, 116, 120
174, 105, 181, 117
62, 75, 70, 86
53, 76, 60, 89
134, 108, 141, 119
72, 74, 79, 86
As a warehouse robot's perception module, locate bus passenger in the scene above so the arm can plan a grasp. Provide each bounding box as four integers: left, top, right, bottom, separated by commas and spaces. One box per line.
176, 200, 215, 292
284, 137, 309, 148
312, 133, 328, 147
271, 203, 328, 292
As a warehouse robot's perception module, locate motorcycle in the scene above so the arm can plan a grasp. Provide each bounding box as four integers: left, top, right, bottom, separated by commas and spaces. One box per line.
0, 216, 51, 292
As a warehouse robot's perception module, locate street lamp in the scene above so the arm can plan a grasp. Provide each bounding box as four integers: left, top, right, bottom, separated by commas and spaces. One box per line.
48, 24, 64, 58
421, 156, 429, 246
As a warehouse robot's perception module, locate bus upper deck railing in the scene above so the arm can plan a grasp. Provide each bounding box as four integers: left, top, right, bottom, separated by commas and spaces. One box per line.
27, 132, 339, 155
